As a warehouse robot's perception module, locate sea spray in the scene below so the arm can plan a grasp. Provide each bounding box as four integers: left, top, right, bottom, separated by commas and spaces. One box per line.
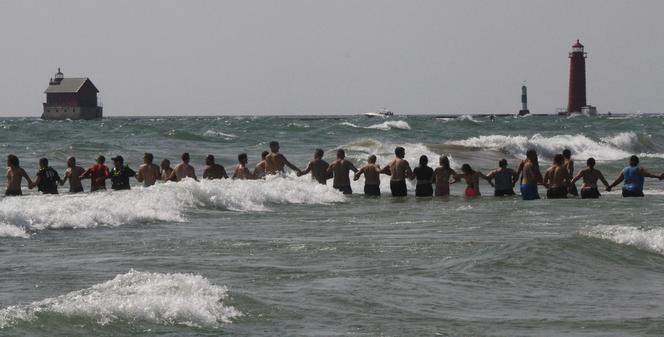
0, 176, 344, 237
0, 270, 241, 329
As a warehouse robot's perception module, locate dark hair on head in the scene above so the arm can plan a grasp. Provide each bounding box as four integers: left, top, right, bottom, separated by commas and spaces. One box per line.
261, 151, 269, 159
182, 152, 190, 161
144, 153, 154, 162
39, 158, 48, 167
161, 158, 170, 165
461, 163, 475, 174
526, 149, 537, 158
97, 155, 105, 164
554, 154, 564, 166
499, 159, 508, 168
630, 155, 639, 166
68, 156, 76, 165
238, 153, 248, 162
562, 149, 571, 159
314, 149, 324, 158
395, 147, 405, 158
206, 154, 215, 162
337, 149, 345, 158
368, 155, 376, 163
269, 141, 279, 147
419, 155, 428, 167
7, 154, 19, 167
440, 156, 450, 169
587, 157, 596, 167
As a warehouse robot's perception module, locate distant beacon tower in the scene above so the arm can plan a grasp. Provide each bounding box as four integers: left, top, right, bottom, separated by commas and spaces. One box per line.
518, 85, 530, 116
567, 39, 587, 114
42, 68, 103, 120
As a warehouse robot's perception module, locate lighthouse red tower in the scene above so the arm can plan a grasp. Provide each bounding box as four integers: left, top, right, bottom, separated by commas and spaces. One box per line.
567, 39, 587, 114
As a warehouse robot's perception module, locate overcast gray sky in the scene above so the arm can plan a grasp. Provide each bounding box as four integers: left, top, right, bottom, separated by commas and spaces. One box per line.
0, 0, 662, 116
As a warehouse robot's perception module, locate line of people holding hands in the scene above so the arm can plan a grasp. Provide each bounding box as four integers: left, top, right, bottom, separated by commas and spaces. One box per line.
4, 140, 663, 199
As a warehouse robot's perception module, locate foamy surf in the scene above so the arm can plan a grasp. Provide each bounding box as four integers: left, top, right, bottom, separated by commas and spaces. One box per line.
340, 120, 411, 131
0, 270, 241, 329
582, 225, 664, 255
0, 177, 344, 237
446, 133, 645, 161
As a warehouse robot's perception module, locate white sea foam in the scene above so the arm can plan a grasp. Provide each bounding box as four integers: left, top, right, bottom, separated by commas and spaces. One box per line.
203, 130, 237, 139
0, 177, 344, 237
582, 225, 664, 255
366, 120, 411, 131
446, 133, 640, 161
339, 122, 360, 128
0, 270, 241, 329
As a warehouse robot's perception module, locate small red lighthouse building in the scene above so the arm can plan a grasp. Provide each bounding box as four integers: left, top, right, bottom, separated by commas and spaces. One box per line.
565, 40, 597, 116
42, 68, 103, 120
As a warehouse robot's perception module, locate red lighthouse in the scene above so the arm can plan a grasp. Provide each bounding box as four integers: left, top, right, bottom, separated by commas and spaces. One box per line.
567, 39, 587, 114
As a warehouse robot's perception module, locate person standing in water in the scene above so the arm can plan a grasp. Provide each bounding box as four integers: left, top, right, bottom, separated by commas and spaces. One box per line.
608, 155, 663, 197
487, 159, 517, 196
136, 153, 161, 187
381, 147, 414, 197
543, 154, 570, 199
432, 156, 456, 197
298, 149, 330, 184
202, 155, 229, 179
232, 153, 254, 180
265, 141, 302, 176
327, 149, 358, 194
562, 149, 579, 197
160, 159, 174, 182
29, 158, 62, 194
454, 163, 493, 197
413, 155, 434, 197
61, 157, 85, 193
109, 155, 136, 190
253, 151, 270, 179
571, 158, 610, 199
168, 152, 198, 182
516, 149, 543, 200
354, 154, 381, 196
5, 155, 33, 196
80, 155, 110, 192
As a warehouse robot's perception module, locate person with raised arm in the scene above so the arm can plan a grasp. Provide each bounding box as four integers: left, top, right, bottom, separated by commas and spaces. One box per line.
264, 141, 302, 176
543, 154, 570, 199
454, 163, 493, 197
298, 148, 330, 184
80, 155, 110, 192
326, 149, 358, 194
571, 157, 610, 199
5, 155, 33, 196
232, 153, 255, 180
432, 156, 456, 197
136, 153, 161, 187
61, 156, 85, 193
487, 159, 517, 197
202, 154, 229, 179
380, 147, 414, 197
354, 154, 381, 196
608, 155, 663, 197
413, 155, 434, 197
167, 152, 198, 182
29, 158, 62, 194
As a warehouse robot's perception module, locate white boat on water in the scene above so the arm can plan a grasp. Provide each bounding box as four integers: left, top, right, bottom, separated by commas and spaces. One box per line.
364, 108, 394, 118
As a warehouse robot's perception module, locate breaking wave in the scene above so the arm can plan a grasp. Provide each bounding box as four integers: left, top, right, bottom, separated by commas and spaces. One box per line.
340, 121, 411, 131
202, 130, 238, 139
0, 270, 241, 329
445, 132, 653, 161
581, 225, 664, 255
0, 177, 344, 237
366, 120, 411, 131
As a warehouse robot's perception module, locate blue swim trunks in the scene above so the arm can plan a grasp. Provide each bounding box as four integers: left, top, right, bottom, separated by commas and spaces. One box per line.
520, 184, 540, 200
